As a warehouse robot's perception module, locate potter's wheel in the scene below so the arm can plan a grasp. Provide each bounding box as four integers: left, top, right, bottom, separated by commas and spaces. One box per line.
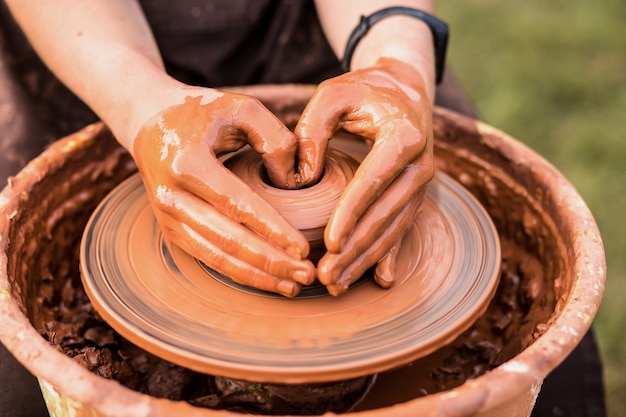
80, 138, 501, 384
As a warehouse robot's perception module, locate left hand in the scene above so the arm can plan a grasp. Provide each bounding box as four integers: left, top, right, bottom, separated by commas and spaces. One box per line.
295, 57, 435, 295
133, 89, 315, 297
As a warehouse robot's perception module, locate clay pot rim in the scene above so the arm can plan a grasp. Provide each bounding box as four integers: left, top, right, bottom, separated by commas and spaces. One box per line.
0, 103, 606, 416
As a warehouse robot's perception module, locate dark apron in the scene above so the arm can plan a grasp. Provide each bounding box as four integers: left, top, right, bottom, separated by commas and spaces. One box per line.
0, 2, 605, 416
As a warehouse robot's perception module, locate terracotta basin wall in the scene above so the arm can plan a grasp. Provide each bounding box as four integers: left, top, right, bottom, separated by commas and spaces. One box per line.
0, 85, 605, 417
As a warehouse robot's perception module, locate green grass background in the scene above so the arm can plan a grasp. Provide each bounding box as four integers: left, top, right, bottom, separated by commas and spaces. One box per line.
436, 1, 625, 415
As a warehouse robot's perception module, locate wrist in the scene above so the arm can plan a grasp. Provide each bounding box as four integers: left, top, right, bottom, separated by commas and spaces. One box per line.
355, 21, 436, 102
103, 69, 174, 153
345, 8, 448, 102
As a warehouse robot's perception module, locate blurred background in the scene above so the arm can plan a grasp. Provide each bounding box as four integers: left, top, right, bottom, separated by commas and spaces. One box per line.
436, 1, 625, 416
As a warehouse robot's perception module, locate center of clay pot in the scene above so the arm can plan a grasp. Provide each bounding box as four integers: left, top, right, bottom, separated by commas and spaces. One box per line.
224, 148, 360, 264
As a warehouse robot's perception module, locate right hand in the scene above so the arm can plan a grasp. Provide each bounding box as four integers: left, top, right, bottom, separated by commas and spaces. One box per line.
132, 88, 316, 297
294, 58, 435, 295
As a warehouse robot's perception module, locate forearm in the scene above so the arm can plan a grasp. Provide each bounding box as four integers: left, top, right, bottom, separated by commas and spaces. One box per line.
4, 0, 185, 151
314, 0, 436, 102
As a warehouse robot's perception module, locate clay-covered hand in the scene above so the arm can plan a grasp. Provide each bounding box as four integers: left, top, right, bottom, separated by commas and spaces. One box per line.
133, 90, 316, 297
295, 58, 435, 295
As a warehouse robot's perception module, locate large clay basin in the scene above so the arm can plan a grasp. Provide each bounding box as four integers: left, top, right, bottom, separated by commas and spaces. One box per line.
0, 85, 605, 416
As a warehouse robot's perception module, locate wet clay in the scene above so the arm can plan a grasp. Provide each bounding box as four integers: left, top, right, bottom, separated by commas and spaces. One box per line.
223, 147, 360, 264
132, 70, 433, 297
1, 103, 575, 416
133, 95, 315, 298
293, 58, 436, 293
80, 163, 499, 384
32, 218, 543, 414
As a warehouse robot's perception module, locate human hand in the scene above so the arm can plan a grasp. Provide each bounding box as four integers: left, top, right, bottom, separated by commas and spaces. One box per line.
133, 89, 316, 297
295, 57, 435, 295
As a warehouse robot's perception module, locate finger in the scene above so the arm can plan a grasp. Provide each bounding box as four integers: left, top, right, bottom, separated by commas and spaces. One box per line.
150, 186, 316, 285
321, 165, 430, 278
154, 210, 306, 298
325, 122, 431, 252
170, 218, 303, 298
320, 193, 423, 296
374, 242, 401, 289
294, 82, 366, 185
170, 153, 311, 259
231, 97, 301, 189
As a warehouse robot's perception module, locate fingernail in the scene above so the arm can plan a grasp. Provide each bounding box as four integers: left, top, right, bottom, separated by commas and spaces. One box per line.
325, 235, 346, 254
316, 263, 333, 286
375, 271, 395, 288
286, 244, 302, 258
327, 283, 348, 297
277, 280, 299, 297
292, 268, 314, 285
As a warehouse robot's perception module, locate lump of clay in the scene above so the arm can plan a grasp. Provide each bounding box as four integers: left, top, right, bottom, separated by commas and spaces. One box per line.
212, 375, 373, 415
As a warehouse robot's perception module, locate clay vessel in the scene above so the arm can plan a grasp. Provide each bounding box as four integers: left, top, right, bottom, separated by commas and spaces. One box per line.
0, 85, 605, 416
